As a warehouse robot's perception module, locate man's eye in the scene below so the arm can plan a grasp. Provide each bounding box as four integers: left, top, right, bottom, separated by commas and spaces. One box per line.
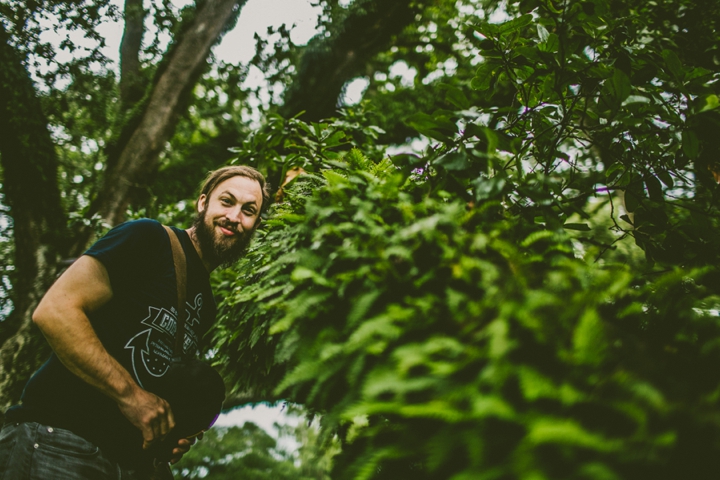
220, 198, 232, 205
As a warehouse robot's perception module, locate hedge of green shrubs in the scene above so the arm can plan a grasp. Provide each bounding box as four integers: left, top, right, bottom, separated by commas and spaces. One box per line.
213, 147, 720, 479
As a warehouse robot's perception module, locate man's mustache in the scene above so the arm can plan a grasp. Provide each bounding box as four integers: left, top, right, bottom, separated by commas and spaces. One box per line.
216, 220, 239, 234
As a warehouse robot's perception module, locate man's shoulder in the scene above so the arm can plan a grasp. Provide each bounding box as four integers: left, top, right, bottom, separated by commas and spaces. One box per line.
98, 218, 166, 244
85, 218, 167, 260
112, 218, 164, 235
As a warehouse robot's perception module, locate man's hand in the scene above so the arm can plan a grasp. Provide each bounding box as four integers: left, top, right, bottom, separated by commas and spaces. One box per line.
169, 433, 203, 464
117, 387, 176, 450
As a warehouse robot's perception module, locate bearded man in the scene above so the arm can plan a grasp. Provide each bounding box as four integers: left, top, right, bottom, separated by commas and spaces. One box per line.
0, 166, 268, 479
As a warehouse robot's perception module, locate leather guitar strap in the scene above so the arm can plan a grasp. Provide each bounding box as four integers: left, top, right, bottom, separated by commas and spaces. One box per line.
163, 225, 187, 361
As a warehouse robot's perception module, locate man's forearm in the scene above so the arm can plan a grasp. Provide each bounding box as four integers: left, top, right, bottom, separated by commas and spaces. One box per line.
32, 255, 175, 449
34, 308, 139, 403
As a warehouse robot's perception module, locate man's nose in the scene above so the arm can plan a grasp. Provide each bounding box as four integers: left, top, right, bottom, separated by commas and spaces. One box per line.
224, 207, 243, 224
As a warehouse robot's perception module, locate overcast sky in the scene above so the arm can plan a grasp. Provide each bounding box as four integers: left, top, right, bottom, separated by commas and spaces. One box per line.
94, 0, 322, 65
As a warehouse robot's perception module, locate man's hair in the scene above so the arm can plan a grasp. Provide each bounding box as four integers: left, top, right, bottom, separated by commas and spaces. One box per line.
198, 165, 270, 213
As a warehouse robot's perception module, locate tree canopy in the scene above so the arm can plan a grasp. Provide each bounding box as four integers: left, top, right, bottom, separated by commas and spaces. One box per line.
2, 0, 720, 478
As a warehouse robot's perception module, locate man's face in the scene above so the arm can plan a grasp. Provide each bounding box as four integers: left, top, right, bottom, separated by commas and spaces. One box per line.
193, 175, 263, 267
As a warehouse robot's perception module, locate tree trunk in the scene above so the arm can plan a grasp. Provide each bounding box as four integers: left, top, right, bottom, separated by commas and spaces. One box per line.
0, 23, 67, 414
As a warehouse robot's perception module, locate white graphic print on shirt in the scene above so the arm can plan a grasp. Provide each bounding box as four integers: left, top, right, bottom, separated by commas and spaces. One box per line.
124, 293, 203, 388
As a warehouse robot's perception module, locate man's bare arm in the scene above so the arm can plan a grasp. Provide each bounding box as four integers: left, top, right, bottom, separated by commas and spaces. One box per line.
32, 255, 175, 449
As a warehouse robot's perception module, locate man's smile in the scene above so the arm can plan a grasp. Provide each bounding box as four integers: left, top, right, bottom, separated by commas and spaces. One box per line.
218, 225, 236, 236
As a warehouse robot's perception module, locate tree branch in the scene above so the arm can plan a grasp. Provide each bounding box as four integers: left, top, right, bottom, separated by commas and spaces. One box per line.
119, 0, 146, 107
280, 0, 429, 121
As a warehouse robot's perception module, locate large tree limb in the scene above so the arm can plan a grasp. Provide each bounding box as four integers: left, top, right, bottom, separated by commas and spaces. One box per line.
119, 0, 146, 107
280, 0, 428, 121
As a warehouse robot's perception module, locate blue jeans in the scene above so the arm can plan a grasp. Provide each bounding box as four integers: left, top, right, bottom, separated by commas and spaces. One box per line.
0, 422, 151, 479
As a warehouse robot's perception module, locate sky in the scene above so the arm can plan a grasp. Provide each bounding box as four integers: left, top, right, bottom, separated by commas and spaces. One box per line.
94, 0, 322, 66
85, 0, 368, 104
214, 402, 302, 451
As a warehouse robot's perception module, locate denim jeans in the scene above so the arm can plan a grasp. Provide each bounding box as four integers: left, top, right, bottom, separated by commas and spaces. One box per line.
0, 422, 151, 480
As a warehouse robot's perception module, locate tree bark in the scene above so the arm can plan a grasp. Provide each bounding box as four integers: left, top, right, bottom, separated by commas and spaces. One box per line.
119, 0, 146, 108
0, 23, 67, 414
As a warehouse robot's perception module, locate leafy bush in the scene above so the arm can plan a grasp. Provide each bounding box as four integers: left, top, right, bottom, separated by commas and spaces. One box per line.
212, 0, 720, 478
212, 146, 720, 478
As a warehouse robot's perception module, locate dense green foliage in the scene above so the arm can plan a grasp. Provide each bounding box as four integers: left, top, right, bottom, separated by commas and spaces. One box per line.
211, 0, 720, 478
217, 146, 720, 478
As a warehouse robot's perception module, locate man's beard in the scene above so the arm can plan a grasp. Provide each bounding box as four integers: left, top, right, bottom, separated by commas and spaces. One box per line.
192, 208, 256, 268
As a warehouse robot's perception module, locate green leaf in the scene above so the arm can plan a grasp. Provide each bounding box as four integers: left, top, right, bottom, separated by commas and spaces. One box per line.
496, 13, 533, 35
654, 169, 674, 188
536, 24, 550, 42
467, 125, 499, 156
644, 175, 664, 203
347, 290, 381, 326
624, 180, 644, 213
518, 366, 556, 401
435, 152, 470, 171
611, 69, 632, 102
471, 63, 497, 91
573, 309, 606, 365
474, 24, 498, 37
324, 130, 345, 147
474, 176, 506, 201
624, 192, 639, 213
515, 46, 541, 62
472, 396, 515, 419
513, 65, 535, 83
528, 419, 622, 451
662, 49, 684, 80
605, 163, 625, 181
622, 95, 650, 106
406, 112, 456, 142
539, 33, 559, 53
521, 230, 555, 247
700, 94, 720, 113
442, 84, 471, 109
682, 130, 700, 159
323, 169, 350, 187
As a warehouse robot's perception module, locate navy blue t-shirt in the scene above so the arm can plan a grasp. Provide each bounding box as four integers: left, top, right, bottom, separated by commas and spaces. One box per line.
7, 219, 216, 469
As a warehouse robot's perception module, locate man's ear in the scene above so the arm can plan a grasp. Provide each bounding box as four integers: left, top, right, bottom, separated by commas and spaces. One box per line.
197, 194, 207, 213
